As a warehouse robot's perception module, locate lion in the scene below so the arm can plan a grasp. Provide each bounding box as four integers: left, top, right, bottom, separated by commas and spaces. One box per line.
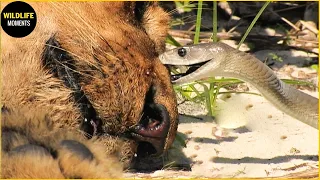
1, 2, 178, 178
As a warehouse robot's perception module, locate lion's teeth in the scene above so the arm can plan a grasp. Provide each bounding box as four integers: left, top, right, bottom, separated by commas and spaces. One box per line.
134, 125, 142, 131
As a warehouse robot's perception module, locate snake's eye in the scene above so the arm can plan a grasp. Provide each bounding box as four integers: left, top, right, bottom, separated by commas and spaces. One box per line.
177, 48, 187, 57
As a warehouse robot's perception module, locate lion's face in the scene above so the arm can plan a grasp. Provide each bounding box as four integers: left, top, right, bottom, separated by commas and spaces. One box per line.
1, 1, 178, 167
38, 2, 178, 163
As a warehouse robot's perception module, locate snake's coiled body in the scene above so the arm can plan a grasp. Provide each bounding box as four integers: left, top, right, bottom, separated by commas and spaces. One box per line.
160, 42, 318, 129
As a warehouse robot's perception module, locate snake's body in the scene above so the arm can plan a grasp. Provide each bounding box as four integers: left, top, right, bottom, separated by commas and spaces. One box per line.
159, 42, 318, 129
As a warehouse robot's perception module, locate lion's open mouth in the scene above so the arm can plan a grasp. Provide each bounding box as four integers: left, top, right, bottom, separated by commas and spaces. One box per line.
76, 83, 170, 158
130, 103, 170, 157
129, 85, 170, 157
80, 84, 171, 158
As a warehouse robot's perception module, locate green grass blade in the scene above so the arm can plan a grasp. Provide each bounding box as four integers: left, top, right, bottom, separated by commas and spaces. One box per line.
211, 1, 218, 42
198, 82, 213, 116
166, 34, 182, 47
174, 133, 187, 148
237, 1, 271, 49
173, 78, 244, 88
194, 1, 203, 44
281, 79, 316, 87
218, 91, 262, 97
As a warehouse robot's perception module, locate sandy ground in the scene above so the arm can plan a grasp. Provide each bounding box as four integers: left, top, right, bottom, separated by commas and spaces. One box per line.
168, 90, 318, 178
125, 83, 318, 179
125, 42, 318, 178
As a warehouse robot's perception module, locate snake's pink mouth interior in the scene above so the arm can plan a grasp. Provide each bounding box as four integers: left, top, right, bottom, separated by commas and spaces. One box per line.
166, 60, 210, 82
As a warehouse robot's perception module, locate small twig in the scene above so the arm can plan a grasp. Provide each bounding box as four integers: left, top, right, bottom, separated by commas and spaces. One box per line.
280, 163, 308, 171
232, 166, 246, 177
278, 168, 319, 179
267, 9, 300, 31
187, 24, 196, 32
279, 16, 300, 31
179, 113, 203, 121
178, 99, 187, 105
300, 20, 318, 34
227, 20, 244, 34
293, 38, 318, 44
168, 31, 191, 39
242, 4, 307, 18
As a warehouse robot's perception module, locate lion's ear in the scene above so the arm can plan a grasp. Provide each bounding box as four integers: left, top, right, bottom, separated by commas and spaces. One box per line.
119, 2, 170, 53
140, 3, 170, 53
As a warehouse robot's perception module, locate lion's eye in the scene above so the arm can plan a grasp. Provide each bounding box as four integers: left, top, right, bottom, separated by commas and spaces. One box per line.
177, 48, 187, 57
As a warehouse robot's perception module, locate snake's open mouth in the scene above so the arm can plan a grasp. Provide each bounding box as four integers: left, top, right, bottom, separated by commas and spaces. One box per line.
168, 60, 209, 82
129, 86, 171, 157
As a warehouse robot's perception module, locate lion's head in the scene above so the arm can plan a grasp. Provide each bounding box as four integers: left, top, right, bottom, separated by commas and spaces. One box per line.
2, 2, 178, 168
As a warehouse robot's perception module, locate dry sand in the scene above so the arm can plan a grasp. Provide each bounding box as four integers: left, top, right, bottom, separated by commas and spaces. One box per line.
125, 81, 318, 179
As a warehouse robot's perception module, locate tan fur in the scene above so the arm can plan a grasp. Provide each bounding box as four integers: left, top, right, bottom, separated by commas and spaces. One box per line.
142, 3, 171, 53
1, 107, 123, 178
1, 2, 177, 178
2, 154, 65, 178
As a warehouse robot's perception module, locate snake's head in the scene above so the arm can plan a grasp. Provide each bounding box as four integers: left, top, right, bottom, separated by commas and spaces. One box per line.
159, 42, 232, 85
